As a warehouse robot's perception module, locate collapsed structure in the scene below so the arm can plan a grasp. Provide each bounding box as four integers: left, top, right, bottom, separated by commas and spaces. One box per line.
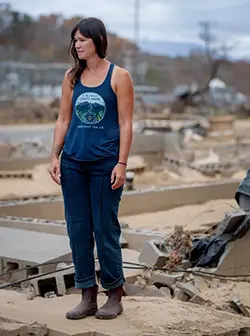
1, 179, 250, 335
1, 116, 250, 335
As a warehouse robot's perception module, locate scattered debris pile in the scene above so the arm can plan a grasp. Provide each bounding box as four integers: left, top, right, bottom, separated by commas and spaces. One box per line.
165, 152, 238, 178
0, 97, 59, 124
127, 266, 250, 318
11, 140, 51, 158
2, 204, 250, 323
158, 225, 192, 269
180, 121, 209, 143
136, 212, 250, 318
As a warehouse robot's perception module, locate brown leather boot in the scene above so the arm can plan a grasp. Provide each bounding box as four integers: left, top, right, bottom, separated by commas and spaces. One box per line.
95, 285, 125, 320
66, 284, 98, 320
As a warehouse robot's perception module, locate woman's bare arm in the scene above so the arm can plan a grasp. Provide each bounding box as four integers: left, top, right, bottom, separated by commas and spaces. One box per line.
116, 68, 134, 164
110, 67, 134, 190
49, 70, 72, 185
51, 70, 73, 159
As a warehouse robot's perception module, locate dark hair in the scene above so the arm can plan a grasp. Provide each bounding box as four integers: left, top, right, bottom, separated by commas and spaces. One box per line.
69, 18, 108, 86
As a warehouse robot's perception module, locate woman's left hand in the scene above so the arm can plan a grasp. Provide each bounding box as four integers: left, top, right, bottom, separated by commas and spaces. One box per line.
111, 163, 126, 190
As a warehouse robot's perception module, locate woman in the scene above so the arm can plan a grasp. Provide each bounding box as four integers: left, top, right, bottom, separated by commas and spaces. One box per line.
49, 17, 134, 320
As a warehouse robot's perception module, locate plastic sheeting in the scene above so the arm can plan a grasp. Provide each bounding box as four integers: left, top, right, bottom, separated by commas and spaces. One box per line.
190, 212, 250, 268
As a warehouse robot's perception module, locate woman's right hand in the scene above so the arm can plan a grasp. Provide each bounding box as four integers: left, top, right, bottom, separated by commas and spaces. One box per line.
49, 157, 61, 185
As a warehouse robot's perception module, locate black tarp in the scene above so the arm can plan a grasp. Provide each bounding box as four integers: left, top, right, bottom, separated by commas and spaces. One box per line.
190, 212, 250, 268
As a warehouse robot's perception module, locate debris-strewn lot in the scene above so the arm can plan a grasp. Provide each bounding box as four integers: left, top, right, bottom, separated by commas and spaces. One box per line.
2, 119, 250, 335
1, 289, 250, 336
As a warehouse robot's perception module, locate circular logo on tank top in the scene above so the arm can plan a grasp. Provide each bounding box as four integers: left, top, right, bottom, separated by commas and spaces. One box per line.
75, 92, 106, 124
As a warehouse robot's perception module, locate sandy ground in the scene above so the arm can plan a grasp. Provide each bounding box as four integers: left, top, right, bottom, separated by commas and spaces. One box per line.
0, 166, 213, 201
133, 168, 246, 189
0, 164, 61, 200
192, 275, 250, 311
0, 164, 241, 237
0, 163, 245, 201
1, 289, 250, 336
120, 198, 239, 234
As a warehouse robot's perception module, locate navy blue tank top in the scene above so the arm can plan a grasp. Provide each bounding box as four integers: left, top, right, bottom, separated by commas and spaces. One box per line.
63, 63, 119, 161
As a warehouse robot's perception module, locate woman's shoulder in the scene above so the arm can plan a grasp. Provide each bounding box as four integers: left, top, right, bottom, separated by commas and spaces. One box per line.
61, 68, 74, 91
64, 68, 73, 80
112, 64, 133, 84
113, 64, 130, 76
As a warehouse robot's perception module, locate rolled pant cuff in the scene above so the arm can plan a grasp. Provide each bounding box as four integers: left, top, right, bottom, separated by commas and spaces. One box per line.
75, 278, 96, 289
101, 275, 125, 290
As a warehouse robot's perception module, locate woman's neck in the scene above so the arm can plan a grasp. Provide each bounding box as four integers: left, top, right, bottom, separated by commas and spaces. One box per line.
86, 56, 108, 73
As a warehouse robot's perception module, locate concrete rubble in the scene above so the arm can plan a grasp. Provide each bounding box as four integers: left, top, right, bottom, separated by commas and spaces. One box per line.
1, 289, 250, 336
9, 249, 142, 298
1, 117, 248, 202
138, 239, 167, 267
164, 153, 237, 178
1, 209, 250, 323
2, 209, 250, 334
128, 211, 250, 321
0, 318, 48, 336
2, 118, 250, 334
230, 296, 250, 318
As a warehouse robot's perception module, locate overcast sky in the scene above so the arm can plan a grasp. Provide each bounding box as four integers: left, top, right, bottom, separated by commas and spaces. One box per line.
8, 0, 250, 58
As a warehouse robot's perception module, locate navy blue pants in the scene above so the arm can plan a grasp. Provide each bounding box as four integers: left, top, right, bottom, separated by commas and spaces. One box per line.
60, 151, 124, 290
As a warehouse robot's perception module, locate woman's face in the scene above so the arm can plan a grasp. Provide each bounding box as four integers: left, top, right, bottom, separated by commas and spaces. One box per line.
74, 29, 96, 60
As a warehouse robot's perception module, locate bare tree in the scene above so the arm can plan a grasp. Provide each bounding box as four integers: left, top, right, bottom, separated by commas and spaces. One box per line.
197, 21, 232, 95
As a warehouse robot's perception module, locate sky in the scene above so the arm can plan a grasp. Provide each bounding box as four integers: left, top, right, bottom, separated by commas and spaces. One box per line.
8, 0, 250, 58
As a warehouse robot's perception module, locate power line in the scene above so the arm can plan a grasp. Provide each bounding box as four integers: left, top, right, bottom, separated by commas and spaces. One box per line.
1, 259, 250, 290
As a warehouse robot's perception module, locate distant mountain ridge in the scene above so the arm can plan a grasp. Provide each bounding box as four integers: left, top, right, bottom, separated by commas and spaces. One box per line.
139, 39, 250, 61
139, 39, 204, 57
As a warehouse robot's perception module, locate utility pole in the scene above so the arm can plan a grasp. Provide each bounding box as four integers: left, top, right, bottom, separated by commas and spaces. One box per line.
134, 0, 140, 84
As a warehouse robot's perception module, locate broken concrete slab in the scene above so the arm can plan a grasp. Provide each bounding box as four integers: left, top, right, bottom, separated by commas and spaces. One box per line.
215, 228, 250, 276
159, 286, 172, 298
0, 217, 128, 249
175, 281, 197, 298
0, 180, 240, 217
27, 322, 47, 336
230, 296, 250, 318
138, 240, 167, 268
121, 229, 165, 252
0, 318, 47, 336
215, 210, 246, 236
0, 319, 27, 336
189, 294, 207, 305
174, 289, 189, 302
28, 265, 75, 297
0, 226, 72, 279
124, 283, 166, 297
27, 249, 141, 297
1, 290, 250, 336
151, 272, 179, 287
